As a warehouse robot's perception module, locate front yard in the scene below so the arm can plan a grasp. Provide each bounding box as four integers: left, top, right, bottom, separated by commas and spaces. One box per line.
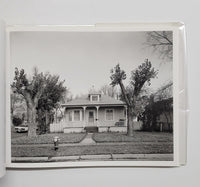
11, 130, 173, 159
12, 133, 87, 145
92, 131, 173, 143
12, 142, 173, 157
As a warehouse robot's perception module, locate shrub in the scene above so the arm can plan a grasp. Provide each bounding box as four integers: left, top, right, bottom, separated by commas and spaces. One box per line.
12, 116, 23, 126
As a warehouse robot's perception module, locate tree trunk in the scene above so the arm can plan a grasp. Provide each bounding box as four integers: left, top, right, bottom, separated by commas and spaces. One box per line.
127, 107, 134, 136
45, 110, 50, 133
55, 108, 58, 123
27, 105, 37, 137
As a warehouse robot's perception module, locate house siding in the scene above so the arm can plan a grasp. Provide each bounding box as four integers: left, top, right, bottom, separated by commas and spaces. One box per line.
97, 107, 126, 127
62, 106, 126, 128
155, 111, 173, 132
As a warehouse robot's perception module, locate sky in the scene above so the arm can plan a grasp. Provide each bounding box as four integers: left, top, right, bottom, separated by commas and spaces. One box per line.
10, 31, 172, 97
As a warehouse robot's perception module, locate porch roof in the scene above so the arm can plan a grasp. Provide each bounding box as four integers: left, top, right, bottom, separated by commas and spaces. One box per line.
61, 94, 126, 108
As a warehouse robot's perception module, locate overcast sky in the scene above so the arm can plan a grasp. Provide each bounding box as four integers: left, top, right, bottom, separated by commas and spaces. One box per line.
10, 31, 172, 97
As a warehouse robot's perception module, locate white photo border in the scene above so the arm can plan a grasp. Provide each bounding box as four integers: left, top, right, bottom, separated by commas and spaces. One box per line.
5, 23, 184, 168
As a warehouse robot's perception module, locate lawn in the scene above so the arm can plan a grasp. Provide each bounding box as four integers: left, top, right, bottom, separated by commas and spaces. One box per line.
12, 142, 173, 157
92, 131, 173, 143
11, 133, 87, 145
11, 131, 173, 158
11, 126, 28, 139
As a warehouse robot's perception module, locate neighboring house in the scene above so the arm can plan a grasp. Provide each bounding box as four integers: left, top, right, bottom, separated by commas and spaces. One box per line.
141, 82, 173, 132
50, 90, 127, 133
154, 82, 173, 132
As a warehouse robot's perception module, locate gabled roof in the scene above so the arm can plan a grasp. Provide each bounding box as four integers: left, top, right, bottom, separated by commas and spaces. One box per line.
62, 94, 126, 107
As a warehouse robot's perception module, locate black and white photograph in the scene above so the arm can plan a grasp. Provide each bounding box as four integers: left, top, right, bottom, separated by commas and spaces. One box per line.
3, 0, 200, 185
8, 28, 174, 165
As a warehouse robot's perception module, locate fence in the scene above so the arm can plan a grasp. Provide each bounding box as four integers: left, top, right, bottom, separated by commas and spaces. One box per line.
50, 123, 64, 133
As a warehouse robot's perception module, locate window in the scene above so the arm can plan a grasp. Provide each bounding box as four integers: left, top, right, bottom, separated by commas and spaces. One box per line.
68, 110, 82, 122
69, 111, 73, 121
106, 109, 114, 121
74, 110, 81, 121
91, 95, 99, 101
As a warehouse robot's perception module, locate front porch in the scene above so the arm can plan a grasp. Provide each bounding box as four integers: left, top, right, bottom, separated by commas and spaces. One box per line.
50, 104, 128, 133
64, 105, 128, 128
50, 124, 128, 133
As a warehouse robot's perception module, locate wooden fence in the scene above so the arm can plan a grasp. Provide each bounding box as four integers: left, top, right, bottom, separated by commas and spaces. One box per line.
50, 123, 64, 133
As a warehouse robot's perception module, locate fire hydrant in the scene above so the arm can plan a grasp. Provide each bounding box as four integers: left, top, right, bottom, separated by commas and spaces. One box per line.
53, 136, 60, 151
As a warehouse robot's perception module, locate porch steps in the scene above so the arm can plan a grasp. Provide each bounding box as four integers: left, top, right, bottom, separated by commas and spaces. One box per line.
84, 126, 98, 133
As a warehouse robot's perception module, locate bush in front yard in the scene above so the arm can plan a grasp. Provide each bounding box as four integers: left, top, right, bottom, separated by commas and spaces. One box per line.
12, 116, 23, 126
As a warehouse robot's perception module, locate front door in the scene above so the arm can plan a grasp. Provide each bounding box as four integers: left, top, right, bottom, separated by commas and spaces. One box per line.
88, 110, 95, 124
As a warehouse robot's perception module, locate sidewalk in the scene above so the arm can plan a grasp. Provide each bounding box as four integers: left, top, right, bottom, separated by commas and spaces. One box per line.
11, 141, 172, 147
12, 153, 173, 162
79, 133, 96, 145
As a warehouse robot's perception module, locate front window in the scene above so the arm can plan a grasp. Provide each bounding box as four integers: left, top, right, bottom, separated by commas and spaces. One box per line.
106, 109, 114, 121
74, 110, 81, 121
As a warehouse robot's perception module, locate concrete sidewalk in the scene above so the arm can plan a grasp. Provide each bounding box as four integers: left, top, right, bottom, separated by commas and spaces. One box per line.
12, 153, 173, 162
79, 133, 96, 145
11, 141, 172, 147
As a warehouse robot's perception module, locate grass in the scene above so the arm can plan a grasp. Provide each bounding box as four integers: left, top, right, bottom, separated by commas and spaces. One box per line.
11, 126, 28, 139
11, 130, 173, 158
92, 131, 173, 143
11, 133, 87, 145
12, 142, 173, 157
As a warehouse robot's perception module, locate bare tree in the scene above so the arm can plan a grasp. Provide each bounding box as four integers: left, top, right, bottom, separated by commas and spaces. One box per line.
146, 31, 173, 60
110, 59, 158, 136
154, 81, 173, 101
99, 84, 119, 98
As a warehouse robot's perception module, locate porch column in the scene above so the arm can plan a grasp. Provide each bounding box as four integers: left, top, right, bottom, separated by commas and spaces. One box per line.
96, 106, 99, 127
82, 106, 87, 127
63, 107, 66, 122
124, 106, 128, 126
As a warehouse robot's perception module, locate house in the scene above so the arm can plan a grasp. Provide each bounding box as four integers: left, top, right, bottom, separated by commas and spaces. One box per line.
154, 82, 173, 132
154, 97, 173, 132
50, 90, 128, 133
140, 82, 173, 132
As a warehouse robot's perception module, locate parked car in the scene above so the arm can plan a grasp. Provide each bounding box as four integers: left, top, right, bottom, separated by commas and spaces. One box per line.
15, 124, 28, 133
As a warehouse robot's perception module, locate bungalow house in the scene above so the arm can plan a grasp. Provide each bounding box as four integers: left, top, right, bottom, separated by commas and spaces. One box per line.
50, 90, 128, 133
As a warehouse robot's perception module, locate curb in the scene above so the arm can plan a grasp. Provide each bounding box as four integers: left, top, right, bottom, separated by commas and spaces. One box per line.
11, 141, 173, 147
12, 154, 173, 162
